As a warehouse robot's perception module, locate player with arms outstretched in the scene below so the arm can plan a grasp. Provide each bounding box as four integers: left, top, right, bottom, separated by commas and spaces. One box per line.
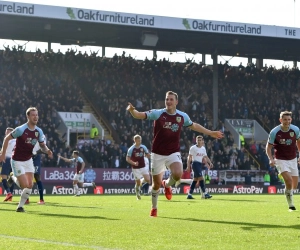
127, 91, 223, 217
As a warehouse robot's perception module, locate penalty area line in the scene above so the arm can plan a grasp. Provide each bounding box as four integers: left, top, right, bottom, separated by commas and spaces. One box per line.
0, 234, 117, 250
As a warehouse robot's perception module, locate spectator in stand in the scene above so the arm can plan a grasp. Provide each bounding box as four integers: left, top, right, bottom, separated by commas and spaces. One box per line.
270, 169, 279, 185
263, 171, 270, 186
90, 124, 99, 143
241, 171, 254, 185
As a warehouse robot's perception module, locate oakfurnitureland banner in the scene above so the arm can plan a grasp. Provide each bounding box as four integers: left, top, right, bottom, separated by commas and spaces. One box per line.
0, 1, 300, 39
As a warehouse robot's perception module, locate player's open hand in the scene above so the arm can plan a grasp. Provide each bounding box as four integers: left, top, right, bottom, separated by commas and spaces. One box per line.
48, 150, 53, 159
126, 102, 135, 112
211, 131, 224, 139
269, 158, 275, 167
207, 162, 213, 169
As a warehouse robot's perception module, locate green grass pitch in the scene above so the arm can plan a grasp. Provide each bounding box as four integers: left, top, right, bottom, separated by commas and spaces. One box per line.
0, 194, 299, 250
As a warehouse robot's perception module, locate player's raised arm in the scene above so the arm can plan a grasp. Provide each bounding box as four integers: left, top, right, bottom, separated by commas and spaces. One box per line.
126, 102, 146, 119
58, 155, 72, 163
189, 122, 223, 139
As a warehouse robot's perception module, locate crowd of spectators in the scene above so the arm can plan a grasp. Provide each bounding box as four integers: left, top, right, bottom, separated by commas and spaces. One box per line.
1, 47, 300, 177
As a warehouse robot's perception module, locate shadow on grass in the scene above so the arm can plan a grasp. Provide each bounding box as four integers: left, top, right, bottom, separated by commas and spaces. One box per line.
161, 200, 193, 203
161, 198, 264, 203
160, 216, 300, 230
1, 201, 102, 209
45, 202, 102, 209
210, 198, 265, 202
30, 211, 119, 220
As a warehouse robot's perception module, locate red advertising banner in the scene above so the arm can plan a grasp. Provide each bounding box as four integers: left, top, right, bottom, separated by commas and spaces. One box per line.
40, 167, 136, 184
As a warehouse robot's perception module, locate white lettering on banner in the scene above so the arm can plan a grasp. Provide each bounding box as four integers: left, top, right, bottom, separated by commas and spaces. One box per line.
277, 188, 299, 194
104, 188, 135, 194
52, 186, 88, 195
4, 189, 46, 195
159, 187, 180, 194
206, 188, 229, 194
1, 1, 300, 40
233, 186, 263, 194
58, 112, 92, 129
103, 171, 135, 181
44, 170, 75, 181
206, 170, 218, 178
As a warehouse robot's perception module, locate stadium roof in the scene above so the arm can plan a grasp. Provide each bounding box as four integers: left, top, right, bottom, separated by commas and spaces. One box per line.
1, 9, 300, 61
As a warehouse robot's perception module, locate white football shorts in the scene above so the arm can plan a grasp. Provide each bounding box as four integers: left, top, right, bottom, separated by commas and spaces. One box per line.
132, 166, 150, 180
11, 158, 34, 176
275, 158, 299, 176
73, 173, 85, 182
150, 152, 182, 175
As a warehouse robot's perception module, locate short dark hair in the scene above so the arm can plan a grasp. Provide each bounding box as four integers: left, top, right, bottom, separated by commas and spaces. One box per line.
73, 150, 79, 156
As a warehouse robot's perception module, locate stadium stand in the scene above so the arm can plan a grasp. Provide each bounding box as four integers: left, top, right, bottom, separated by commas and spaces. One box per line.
1, 48, 300, 174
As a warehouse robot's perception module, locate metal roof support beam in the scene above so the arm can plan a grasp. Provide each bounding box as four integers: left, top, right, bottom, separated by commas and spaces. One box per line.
153, 50, 157, 59
212, 52, 218, 129
47, 42, 51, 52
202, 54, 206, 65
256, 58, 263, 70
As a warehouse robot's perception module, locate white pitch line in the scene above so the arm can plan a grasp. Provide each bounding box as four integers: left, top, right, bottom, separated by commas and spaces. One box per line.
0, 234, 119, 250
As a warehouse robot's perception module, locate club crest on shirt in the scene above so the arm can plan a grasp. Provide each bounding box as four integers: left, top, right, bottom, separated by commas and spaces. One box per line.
290, 132, 294, 137
35, 132, 39, 137
176, 117, 181, 123
140, 148, 143, 152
